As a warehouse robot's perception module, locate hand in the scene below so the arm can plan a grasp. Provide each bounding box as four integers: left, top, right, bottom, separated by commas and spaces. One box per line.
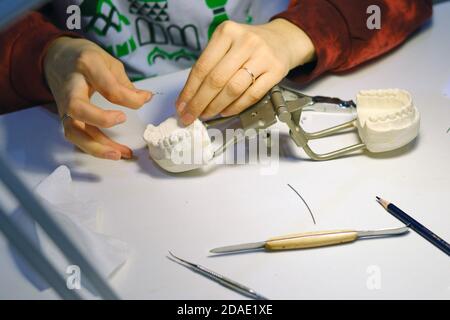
44, 37, 152, 160
176, 19, 316, 125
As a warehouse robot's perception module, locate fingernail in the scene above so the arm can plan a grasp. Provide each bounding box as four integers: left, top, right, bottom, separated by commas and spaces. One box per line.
135, 89, 152, 102
122, 149, 133, 159
115, 113, 126, 124
104, 151, 121, 160
177, 101, 186, 114
181, 112, 195, 125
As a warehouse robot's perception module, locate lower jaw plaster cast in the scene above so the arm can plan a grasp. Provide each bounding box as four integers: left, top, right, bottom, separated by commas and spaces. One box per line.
143, 115, 214, 173
356, 89, 420, 153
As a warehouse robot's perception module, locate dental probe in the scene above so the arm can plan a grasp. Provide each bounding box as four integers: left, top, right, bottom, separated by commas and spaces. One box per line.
168, 251, 267, 300
210, 226, 409, 254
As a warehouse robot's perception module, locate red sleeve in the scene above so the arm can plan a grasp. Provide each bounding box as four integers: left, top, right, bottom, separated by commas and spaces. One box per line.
274, 0, 433, 84
0, 12, 79, 114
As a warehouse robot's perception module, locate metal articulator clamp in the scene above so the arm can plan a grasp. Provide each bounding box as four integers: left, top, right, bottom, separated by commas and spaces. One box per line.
204, 83, 366, 161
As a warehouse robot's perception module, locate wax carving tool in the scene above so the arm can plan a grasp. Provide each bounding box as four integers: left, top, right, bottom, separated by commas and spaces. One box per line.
168, 251, 267, 300
210, 226, 409, 254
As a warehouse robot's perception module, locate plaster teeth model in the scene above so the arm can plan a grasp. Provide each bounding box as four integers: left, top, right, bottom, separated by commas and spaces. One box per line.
143, 115, 214, 173
356, 89, 420, 153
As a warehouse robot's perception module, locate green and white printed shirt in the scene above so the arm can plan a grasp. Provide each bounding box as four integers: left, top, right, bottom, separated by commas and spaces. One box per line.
52, 0, 289, 80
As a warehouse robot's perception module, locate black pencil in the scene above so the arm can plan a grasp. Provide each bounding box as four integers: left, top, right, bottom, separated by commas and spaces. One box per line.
376, 197, 450, 256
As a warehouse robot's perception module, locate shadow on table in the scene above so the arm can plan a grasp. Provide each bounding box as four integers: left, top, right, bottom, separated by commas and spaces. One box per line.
279, 132, 420, 161
0, 106, 100, 182
134, 146, 225, 179
134, 133, 320, 179
7, 205, 98, 295
134, 129, 420, 179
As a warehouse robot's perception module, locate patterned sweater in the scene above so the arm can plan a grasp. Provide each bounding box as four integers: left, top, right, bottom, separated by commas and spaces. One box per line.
0, 0, 432, 113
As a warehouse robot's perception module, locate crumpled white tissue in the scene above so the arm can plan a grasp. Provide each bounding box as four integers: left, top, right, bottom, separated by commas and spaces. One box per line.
10, 165, 128, 291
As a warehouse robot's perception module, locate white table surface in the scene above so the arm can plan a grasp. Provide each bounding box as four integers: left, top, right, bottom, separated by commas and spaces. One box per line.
0, 3, 449, 300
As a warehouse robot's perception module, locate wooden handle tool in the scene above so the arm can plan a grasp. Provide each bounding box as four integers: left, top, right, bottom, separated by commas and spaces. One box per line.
210, 226, 409, 254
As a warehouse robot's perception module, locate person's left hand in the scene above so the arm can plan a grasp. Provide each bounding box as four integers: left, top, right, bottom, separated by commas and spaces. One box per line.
176, 18, 316, 125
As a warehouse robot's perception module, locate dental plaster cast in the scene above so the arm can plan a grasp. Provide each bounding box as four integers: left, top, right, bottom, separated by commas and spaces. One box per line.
356, 89, 420, 153
143, 115, 214, 172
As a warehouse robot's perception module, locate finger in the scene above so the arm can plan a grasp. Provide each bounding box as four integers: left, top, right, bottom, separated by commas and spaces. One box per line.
82, 54, 151, 109
179, 44, 253, 125
84, 124, 133, 159
111, 60, 153, 100
63, 74, 127, 128
176, 26, 233, 113
63, 119, 122, 160
220, 72, 276, 117
110, 61, 135, 89
200, 62, 264, 119
67, 96, 127, 129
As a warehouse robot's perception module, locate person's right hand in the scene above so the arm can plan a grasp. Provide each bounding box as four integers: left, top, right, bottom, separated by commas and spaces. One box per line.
44, 37, 152, 160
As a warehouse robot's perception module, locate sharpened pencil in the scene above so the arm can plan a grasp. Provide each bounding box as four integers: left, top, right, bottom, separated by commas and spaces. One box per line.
376, 197, 450, 256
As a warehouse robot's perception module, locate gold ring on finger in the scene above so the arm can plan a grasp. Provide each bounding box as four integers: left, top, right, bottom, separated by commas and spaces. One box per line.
61, 113, 72, 126
242, 67, 256, 85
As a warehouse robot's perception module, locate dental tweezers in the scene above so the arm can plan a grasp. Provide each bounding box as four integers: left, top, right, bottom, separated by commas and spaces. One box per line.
168, 251, 267, 300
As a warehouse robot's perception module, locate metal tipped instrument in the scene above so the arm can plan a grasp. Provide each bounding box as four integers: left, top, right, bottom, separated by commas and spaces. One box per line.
210, 226, 409, 254
205, 83, 364, 160
168, 251, 267, 300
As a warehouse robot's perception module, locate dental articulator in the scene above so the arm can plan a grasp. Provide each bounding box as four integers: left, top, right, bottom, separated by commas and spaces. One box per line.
143, 83, 420, 173
205, 84, 420, 160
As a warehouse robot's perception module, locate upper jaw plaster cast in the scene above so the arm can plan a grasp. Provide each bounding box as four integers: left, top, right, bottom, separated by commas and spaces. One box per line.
143, 115, 214, 173
356, 89, 420, 153
143, 89, 420, 173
